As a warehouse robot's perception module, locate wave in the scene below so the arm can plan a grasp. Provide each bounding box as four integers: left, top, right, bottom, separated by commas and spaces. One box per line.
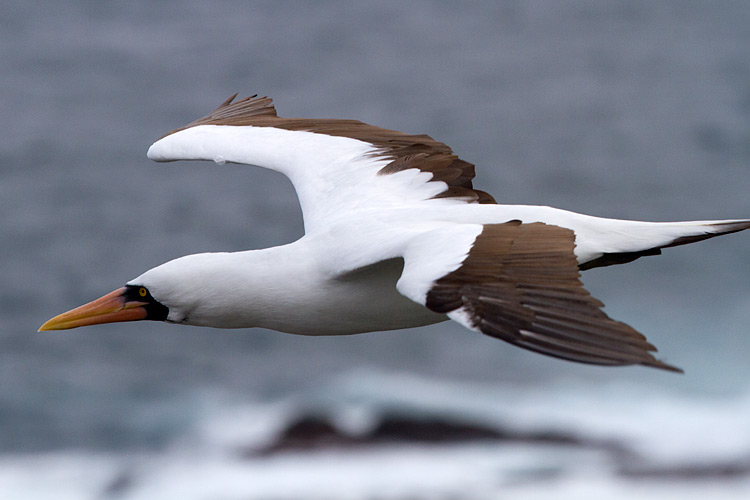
3, 370, 750, 499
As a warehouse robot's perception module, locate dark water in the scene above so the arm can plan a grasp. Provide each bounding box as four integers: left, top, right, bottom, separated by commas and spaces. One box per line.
2, 0, 749, 464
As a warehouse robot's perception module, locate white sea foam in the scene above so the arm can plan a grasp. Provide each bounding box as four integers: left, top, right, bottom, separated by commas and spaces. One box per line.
2, 372, 750, 500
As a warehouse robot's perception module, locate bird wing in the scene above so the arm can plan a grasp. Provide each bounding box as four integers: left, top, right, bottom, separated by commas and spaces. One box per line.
396, 220, 681, 372
148, 94, 495, 233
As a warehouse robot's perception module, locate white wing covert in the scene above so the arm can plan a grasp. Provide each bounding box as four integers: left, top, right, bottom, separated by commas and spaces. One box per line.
147, 95, 495, 233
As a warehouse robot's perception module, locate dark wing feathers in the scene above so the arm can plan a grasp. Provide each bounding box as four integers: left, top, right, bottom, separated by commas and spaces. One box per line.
426, 221, 681, 372
166, 94, 496, 205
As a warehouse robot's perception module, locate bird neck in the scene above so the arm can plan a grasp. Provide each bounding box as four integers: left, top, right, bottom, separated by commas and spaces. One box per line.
130, 245, 314, 328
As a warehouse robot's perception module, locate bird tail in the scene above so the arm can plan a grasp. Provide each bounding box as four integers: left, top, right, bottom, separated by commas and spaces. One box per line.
580, 219, 750, 270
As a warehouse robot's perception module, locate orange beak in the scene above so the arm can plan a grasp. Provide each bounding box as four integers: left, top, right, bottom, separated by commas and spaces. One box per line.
38, 287, 149, 331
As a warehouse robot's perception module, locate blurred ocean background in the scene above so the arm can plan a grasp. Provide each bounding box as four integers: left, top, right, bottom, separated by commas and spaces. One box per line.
2, 1, 750, 498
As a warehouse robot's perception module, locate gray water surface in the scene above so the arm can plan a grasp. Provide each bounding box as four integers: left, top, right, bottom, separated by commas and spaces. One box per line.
2, 0, 749, 452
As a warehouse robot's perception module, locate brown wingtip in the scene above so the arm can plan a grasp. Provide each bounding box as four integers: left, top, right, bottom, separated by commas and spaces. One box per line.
426, 222, 687, 373
156, 94, 278, 139
219, 92, 240, 108
645, 359, 684, 374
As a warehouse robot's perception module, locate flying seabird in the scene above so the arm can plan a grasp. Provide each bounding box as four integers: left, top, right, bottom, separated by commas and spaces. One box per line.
39, 94, 750, 372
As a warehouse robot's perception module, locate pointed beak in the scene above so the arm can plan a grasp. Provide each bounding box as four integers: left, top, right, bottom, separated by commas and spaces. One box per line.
39, 287, 149, 331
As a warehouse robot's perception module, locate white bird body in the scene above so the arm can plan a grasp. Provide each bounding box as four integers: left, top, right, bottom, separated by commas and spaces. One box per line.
132, 202, 742, 336
42, 94, 750, 372
133, 238, 446, 334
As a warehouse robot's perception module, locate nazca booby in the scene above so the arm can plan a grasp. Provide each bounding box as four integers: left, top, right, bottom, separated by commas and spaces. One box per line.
40, 94, 750, 372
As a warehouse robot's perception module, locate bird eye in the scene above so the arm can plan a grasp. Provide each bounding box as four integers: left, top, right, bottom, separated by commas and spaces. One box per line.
139, 287, 148, 297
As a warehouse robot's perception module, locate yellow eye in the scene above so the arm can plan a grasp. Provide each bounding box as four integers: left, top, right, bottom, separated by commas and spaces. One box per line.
139, 287, 148, 297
